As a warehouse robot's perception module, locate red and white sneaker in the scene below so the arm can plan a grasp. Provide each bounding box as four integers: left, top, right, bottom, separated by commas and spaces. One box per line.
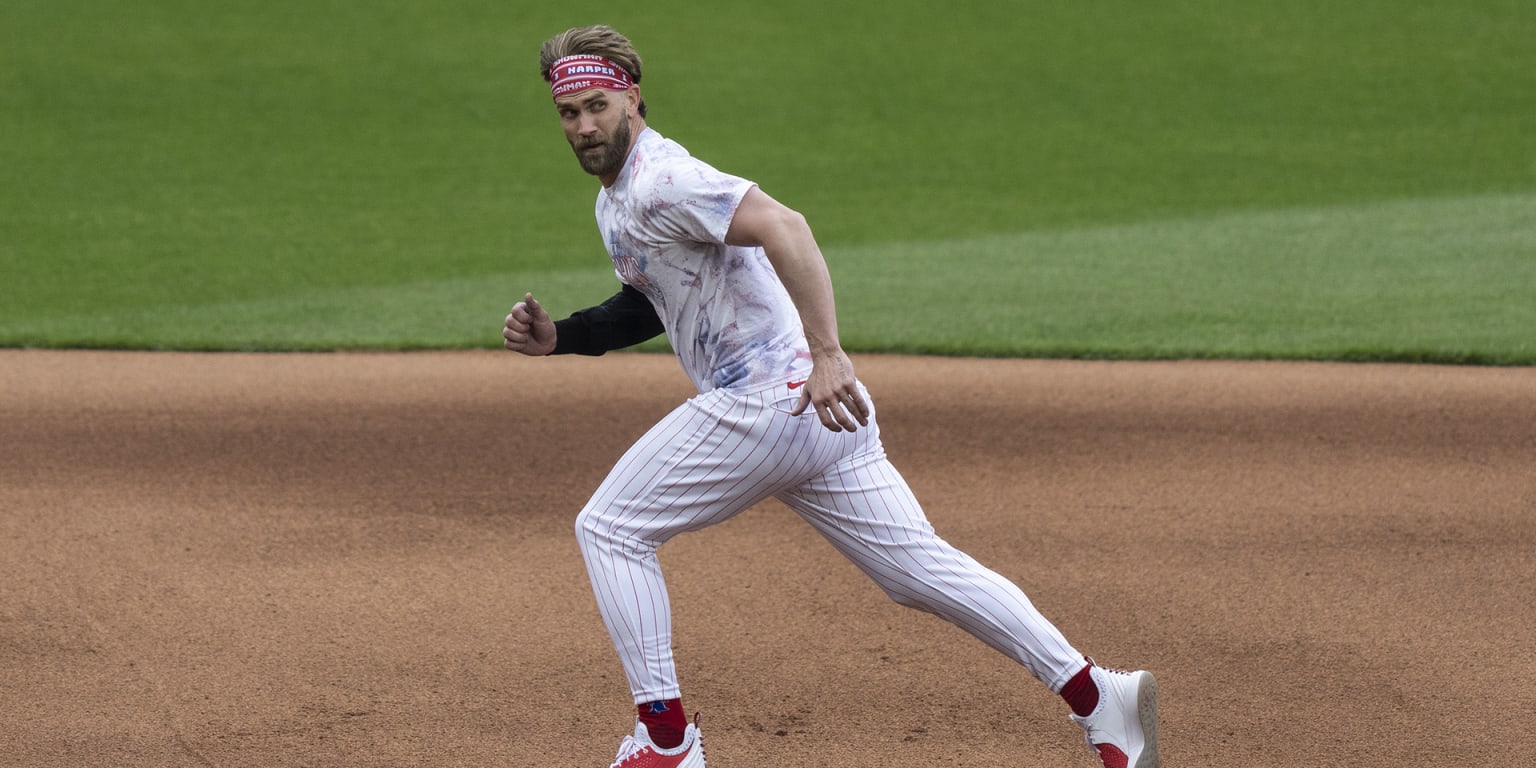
607, 717, 706, 768
1070, 664, 1159, 768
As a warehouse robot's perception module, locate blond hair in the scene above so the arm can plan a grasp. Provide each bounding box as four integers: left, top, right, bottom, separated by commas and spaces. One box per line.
539, 25, 646, 118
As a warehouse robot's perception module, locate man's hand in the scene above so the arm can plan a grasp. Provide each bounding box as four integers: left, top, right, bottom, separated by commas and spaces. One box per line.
504, 293, 557, 356
790, 348, 870, 432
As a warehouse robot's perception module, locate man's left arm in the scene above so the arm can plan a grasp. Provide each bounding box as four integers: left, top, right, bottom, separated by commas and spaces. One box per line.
725, 186, 869, 432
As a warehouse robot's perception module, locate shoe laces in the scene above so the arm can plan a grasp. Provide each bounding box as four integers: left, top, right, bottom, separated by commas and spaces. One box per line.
608, 735, 644, 768
1086, 656, 1133, 676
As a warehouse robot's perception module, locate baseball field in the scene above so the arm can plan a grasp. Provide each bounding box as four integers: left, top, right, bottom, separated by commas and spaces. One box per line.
3, 1, 1534, 766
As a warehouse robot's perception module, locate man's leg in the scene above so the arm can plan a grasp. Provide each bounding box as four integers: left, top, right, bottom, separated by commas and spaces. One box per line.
776, 412, 1084, 692
574, 388, 813, 704
775, 391, 1159, 766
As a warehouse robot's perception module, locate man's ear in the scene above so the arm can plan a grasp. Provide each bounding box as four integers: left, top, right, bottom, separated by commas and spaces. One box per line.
627, 85, 643, 117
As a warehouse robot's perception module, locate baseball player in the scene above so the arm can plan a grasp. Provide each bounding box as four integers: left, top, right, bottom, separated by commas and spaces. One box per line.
503, 25, 1160, 768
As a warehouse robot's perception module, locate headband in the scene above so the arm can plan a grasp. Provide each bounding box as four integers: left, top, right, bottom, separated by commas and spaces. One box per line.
549, 55, 634, 100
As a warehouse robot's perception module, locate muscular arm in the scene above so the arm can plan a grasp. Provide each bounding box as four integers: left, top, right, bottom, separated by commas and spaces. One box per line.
725, 186, 869, 432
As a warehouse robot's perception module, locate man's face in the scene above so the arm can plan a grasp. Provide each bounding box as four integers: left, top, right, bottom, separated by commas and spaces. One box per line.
556, 88, 633, 180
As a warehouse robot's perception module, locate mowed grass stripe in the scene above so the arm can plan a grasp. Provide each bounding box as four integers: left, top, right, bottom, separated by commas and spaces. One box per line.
9, 194, 1530, 363
838, 193, 1536, 363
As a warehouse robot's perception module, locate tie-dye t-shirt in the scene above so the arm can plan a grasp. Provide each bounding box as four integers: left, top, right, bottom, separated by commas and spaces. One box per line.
594, 128, 813, 394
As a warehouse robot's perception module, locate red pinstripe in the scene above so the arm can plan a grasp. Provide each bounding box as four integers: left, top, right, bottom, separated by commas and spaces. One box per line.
575, 383, 1085, 704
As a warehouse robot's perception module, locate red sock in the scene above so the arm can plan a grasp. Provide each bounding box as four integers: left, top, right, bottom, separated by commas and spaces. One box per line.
1060, 661, 1099, 717
638, 699, 687, 749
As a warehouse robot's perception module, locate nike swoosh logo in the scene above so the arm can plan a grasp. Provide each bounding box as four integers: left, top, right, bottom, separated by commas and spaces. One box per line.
787, 380, 807, 390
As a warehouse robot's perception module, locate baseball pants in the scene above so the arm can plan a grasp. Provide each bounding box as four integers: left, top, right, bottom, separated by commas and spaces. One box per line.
574, 382, 1085, 704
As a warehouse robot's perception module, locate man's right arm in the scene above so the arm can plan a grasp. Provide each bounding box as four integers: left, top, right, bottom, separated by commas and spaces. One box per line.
551, 284, 665, 355
505, 285, 664, 357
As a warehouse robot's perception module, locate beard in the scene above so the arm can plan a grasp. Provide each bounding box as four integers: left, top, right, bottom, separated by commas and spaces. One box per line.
574, 116, 632, 178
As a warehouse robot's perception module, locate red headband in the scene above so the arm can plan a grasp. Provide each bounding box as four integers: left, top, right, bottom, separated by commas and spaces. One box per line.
550, 55, 633, 100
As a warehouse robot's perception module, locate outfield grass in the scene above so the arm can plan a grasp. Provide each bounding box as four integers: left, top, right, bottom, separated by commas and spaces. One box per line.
3, 1, 1533, 361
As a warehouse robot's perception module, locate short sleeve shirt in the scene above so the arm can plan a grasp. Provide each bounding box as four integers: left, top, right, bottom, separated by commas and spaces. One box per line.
594, 128, 812, 393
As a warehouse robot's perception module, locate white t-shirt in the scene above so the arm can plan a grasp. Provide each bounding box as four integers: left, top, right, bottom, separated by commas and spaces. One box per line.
594, 128, 813, 394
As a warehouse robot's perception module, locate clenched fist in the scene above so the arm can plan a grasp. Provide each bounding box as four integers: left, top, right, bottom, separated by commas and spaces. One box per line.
503, 293, 556, 356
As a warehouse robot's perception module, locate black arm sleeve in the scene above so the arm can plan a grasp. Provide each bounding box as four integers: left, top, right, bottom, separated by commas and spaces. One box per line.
550, 284, 665, 356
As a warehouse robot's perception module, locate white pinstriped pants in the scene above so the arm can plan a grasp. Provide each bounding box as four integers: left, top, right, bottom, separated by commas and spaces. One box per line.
575, 382, 1084, 704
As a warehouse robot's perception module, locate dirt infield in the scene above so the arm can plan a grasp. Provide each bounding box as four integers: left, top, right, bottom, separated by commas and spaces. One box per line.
2, 350, 1532, 767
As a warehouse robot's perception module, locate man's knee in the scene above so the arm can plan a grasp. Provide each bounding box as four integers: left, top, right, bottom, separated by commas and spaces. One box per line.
574, 505, 611, 550
575, 505, 656, 558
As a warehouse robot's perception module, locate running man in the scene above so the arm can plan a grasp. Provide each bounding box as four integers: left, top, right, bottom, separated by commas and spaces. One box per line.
503, 24, 1160, 768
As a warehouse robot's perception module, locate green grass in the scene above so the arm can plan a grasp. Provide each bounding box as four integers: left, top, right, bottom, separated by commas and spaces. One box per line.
838, 193, 1536, 364
3, 0, 1534, 361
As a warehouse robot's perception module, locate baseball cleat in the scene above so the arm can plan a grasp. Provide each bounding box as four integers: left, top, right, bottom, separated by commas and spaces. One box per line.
607, 716, 705, 768
1070, 663, 1159, 768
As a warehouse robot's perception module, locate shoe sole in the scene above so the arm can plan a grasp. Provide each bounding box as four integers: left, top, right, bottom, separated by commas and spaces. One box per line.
1135, 671, 1160, 768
